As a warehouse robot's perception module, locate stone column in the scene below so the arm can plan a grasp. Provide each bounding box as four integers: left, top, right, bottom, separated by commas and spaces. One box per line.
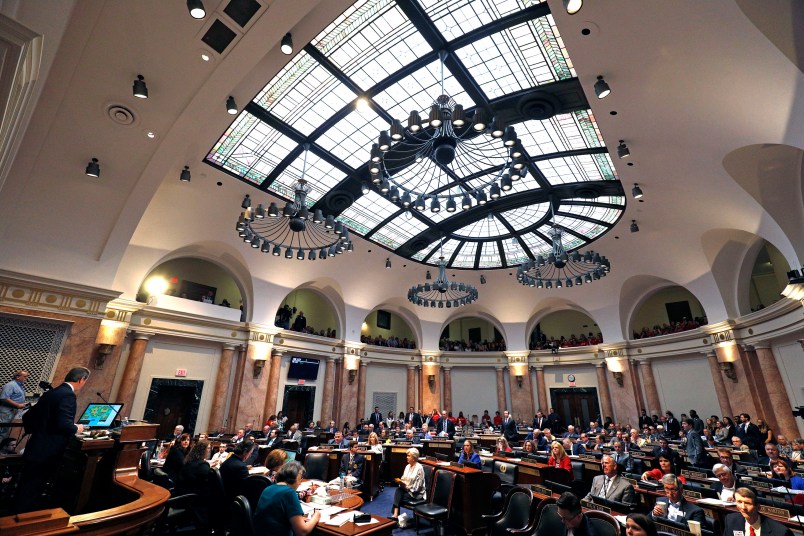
527, 369, 536, 417
208, 344, 237, 433
417, 366, 423, 412
227, 347, 247, 432
406, 365, 416, 410
754, 344, 799, 439
332, 358, 342, 425
508, 366, 534, 422
706, 351, 732, 419
357, 360, 367, 421
535, 366, 548, 413
262, 350, 282, 423
421, 361, 441, 413
442, 367, 452, 413
630, 359, 647, 411
639, 360, 662, 416
742, 345, 775, 426
595, 363, 614, 423
495, 367, 506, 413
337, 354, 360, 427
319, 357, 336, 424
116, 332, 153, 412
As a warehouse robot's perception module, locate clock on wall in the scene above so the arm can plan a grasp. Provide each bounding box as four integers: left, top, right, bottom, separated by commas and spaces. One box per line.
567, 374, 576, 382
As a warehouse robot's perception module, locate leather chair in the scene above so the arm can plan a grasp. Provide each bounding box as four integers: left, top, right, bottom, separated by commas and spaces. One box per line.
571, 460, 584, 481
154, 493, 199, 534
304, 451, 330, 481
241, 474, 272, 511
151, 467, 174, 491
207, 468, 228, 534
532, 499, 563, 536
481, 456, 495, 473
482, 487, 534, 536
413, 469, 456, 535
400, 463, 434, 512
569, 478, 592, 499
542, 465, 573, 484
229, 495, 255, 536
139, 450, 153, 482
491, 460, 519, 512
585, 510, 621, 536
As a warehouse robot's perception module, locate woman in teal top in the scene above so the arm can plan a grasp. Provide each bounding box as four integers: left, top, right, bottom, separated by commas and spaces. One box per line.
253, 461, 320, 535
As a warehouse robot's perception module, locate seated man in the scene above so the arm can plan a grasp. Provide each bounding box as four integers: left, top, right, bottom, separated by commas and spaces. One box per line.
220, 440, 255, 500
791, 438, 803, 460
556, 491, 597, 536
758, 443, 782, 466
652, 438, 677, 463
334, 440, 364, 487
329, 431, 350, 449
420, 424, 434, 440
649, 474, 708, 529
563, 425, 579, 439
611, 440, 634, 473
712, 463, 737, 501
584, 454, 636, 504
717, 448, 747, 475
324, 420, 338, 434
723, 487, 793, 536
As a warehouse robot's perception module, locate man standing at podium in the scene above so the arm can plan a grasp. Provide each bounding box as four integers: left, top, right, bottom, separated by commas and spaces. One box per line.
15, 366, 90, 513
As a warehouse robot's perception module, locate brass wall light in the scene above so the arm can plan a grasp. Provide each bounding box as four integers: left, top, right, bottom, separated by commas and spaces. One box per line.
348, 369, 357, 384
253, 358, 266, 378
516, 375, 523, 388
96, 344, 115, 370
428, 374, 436, 386
612, 371, 624, 387
719, 361, 737, 382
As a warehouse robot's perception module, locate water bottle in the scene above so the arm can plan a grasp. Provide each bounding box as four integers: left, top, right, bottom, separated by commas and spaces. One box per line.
339, 471, 345, 493
122, 416, 130, 427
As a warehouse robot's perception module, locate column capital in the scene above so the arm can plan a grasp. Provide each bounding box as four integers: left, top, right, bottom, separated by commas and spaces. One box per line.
132, 330, 155, 340
442, 366, 452, 371
752, 341, 772, 350
408, 364, 417, 370
359, 359, 368, 367
223, 343, 238, 350
740, 343, 755, 352
595, 362, 607, 369
327, 356, 339, 363
271, 349, 283, 358
533, 365, 544, 371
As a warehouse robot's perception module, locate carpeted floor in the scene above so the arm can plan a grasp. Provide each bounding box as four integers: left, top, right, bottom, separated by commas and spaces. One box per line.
360, 486, 458, 535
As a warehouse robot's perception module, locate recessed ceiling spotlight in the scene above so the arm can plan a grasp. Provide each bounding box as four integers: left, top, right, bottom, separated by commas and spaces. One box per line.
85, 158, 100, 178
146, 131, 156, 139
201, 52, 210, 61
133, 75, 148, 99
385, 257, 391, 269
226, 96, 238, 115
281, 33, 293, 55
564, 0, 583, 14
180, 166, 191, 182
187, 0, 205, 19
594, 75, 611, 99
355, 97, 370, 113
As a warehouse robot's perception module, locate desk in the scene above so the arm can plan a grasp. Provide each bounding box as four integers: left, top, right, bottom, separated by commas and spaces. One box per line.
308, 488, 395, 536
383, 444, 421, 481
307, 448, 382, 500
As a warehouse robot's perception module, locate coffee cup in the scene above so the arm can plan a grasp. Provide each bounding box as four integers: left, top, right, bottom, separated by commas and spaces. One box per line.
656, 501, 667, 517
688, 520, 701, 536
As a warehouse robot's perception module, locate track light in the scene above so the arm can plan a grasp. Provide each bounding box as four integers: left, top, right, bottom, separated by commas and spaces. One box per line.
632, 183, 643, 199
133, 75, 148, 99
617, 140, 630, 159
187, 0, 206, 19
563, 0, 583, 14
180, 166, 191, 182
480, 275, 486, 285
630, 220, 640, 233
594, 76, 611, 99
281, 33, 293, 55
385, 258, 391, 269
226, 96, 238, 115
361, 181, 370, 195
85, 158, 100, 178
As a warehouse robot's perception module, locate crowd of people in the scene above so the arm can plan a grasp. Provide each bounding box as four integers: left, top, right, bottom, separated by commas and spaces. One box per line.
529, 331, 604, 350
438, 338, 507, 351
632, 316, 708, 339
274, 304, 337, 338
360, 334, 417, 349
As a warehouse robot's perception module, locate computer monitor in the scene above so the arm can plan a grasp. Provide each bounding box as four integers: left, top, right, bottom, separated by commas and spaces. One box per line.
433, 452, 450, 462
283, 449, 297, 462
463, 461, 481, 470
77, 402, 123, 427
589, 495, 637, 512
545, 479, 572, 495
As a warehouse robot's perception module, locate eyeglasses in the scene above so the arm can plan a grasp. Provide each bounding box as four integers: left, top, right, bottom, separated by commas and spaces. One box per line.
558, 512, 580, 523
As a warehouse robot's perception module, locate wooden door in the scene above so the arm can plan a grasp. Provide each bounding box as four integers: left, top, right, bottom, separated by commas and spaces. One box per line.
551, 388, 601, 430
149, 385, 196, 439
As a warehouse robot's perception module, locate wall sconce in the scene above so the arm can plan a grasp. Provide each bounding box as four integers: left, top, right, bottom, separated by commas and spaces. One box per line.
428, 374, 436, 386
516, 375, 523, 388
95, 344, 115, 369
253, 359, 266, 378
719, 361, 737, 382
612, 371, 624, 387
348, 369, 357, 384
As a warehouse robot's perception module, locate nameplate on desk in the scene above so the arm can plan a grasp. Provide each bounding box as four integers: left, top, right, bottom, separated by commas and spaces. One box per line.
425, 456, 438, 462
655, 522, 693, 536
682, 470, 708, 480
759, 505, 789, 519
631, 452, 647, 458
682, 490, 702, 500
318, 445, 335, 450
578, 454, 598, 461
747, 480, 771, 490
585, 462, 601, 471
451, 462, 464, 468
532, 484, 552, 497
581, 499, 611, 514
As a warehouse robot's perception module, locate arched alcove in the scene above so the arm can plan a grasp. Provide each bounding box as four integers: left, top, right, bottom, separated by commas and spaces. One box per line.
630, 286, 708, 339
529, 310, 601, 349
439, 315, 506, 351
361, 308, 418, 349
137, 257, 245, 318
276, 288, 340, 337
740, 240, 790, 314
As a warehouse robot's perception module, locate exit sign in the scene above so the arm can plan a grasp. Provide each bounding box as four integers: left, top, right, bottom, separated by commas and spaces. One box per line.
175, 369, 187, 377
298, 379, 305, 385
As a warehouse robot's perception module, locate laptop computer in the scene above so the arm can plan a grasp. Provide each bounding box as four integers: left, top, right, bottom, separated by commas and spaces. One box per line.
77, 402, 124, 428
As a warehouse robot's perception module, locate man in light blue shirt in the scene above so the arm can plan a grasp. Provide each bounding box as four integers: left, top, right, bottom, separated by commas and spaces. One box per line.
0, 370, 28, 441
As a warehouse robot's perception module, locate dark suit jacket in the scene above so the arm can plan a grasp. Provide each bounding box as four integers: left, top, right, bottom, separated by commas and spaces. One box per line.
368, 412, 384, 428
665, 418, 681, 438
736, 422, 763, 451
219, 455, 249, 498
650, 497, 707, 528
502, 417, 518, 442
685, 430, 706, 466
571, 442, 587, 455
563, 514, 598, 536
533, 416, 547, 430
435, 417, 456, 438
406, 412, 422, 428
23, 383, 78, 464
723, 512, 793, 536
639, 415, 653, 429
163, 445, 187, 480
547, 412, 562, 432
339, 452, 365, 482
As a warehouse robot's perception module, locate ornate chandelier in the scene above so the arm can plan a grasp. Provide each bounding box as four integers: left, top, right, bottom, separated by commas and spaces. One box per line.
408, 241, 478, 308
236, 146, 353, 260
366, 52, 525, 214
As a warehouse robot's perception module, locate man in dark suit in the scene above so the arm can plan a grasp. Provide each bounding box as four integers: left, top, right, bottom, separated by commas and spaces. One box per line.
532, 410, 547, 430
556, 491, 596, 536
368, 406, 384, 428
329, 431, 350, 449
652, 438, 677, 464
338, 440, 364, 486
265, 428, 282, 449
736, 413, 763, 451
682, 418, 706, 467
638, 409, 653, 430
723, 487, 793, 536
405, 406, 421, 428
15, 366, 90, 513
611, 440, 634, 473
584, 454, 636, 504
547, 407, 562, 433
220, 440, 255, 500
501, 410, 518, 443
649, 474, 708, 529
664, 411, 681, 438
436, 410, 456, 439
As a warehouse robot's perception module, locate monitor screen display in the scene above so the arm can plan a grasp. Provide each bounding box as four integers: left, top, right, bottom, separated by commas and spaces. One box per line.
284, 449, 297, 462
287, 357, 320, 380
78, 403, 123, 427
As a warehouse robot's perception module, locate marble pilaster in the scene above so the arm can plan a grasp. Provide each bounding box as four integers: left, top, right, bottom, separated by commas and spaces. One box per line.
116, 332, 153, 412
630, 359, 647, 411
227, 347, 247, 432
535, 366, 548, 413
595, 363, 614, 423
495, 367, 506, 413
337, 355, 360, 427
319, 357, 336, 424
262, 350, 282, 423
421, 361, 441, 413
754, 344, 799, 439
406, 365, 416, 410
357, 361, 367, 420
508, 366, 534, 421
207, 344, 236, 433
442, 367, 452, 412
234, 341, 272, 429
638, 360, 662, 416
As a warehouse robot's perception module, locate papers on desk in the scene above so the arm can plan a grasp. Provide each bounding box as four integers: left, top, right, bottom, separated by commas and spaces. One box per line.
771, 486, 804, 494
790, 516, 804, 523
297, 479, 326, 492
706, 477, 720, 482
696, 498, 736, 507
614, 515, 628, 526
301, 502, 345, 517
248, 466, 268, 475
323, 512, 354, 526
437, 461, 451, 466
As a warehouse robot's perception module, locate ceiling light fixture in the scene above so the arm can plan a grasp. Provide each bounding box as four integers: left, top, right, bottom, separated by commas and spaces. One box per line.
133, 75, 148, 99
594, 75, 611, 99
367, 51, 523, 213
516, 202, 610, 289
782, 269, 804, 304
630, 220, 640, 233
180, 166, 191, 182
480, 275, 486, 285
616, 140, 630, 159
85, 158, 100, 178
186, 0, 206, 19
408, 239, 478, 308
632, 183, 643, 199
385, 258, 391, 269
226, 96, 238, 115
281, 33, 293, 55
564, 0, 583, 14
235, 145, 353, 260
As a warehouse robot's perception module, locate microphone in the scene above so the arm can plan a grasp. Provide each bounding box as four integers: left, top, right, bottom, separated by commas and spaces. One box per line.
96, 391, 110, 404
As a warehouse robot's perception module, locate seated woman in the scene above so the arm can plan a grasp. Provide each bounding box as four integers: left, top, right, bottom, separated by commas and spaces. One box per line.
177, 440, 212, 496
521, 440, 536, 455
390, 447, 426, 520
163, 433, 191, 483
495, 437, 513, 455
458, 440, 481, 464
625, 512, 658, 536
641, 454, 686, 484
367, 432, 383, 458
264, 448, 289, 482
253, 461, 320, 535
548, 441, 572, 472
769, 459, 804, 490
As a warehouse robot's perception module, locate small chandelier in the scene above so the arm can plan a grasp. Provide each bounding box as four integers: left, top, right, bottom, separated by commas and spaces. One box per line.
408, 241, 478, 308
236, 145, 353, 260
516, 203, 610, 289
367, 51, 524, 215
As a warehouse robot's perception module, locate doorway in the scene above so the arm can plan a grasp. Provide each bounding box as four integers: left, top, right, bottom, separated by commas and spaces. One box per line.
282, 385, 316, 427
550, 388, 601, 430
143, 378, 204, 439
665, 300, 693, 324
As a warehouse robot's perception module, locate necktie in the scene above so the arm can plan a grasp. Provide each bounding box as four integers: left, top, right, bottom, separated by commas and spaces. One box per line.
749, 527, 755, 536
602, 476, 609, 497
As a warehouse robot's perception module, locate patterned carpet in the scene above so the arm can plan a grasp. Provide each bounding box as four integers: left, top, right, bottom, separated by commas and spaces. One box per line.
360, 486, 456, 535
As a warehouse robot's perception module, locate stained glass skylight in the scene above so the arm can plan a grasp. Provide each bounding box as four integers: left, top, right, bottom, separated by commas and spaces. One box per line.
207, 0, 624, 270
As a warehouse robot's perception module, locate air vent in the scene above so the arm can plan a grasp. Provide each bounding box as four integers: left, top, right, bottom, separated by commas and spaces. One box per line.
202, 19, 237, 54
224, 0, 261, 28
106, 104, 137, 126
